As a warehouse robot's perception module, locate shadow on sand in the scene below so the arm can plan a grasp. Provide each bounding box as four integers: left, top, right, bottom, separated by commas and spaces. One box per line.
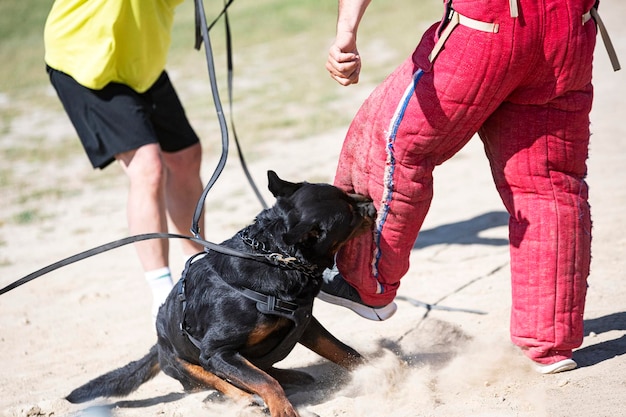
413, 211, 509, 249
575, 311, 626, 368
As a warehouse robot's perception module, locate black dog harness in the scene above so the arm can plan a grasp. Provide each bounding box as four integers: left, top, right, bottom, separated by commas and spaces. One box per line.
177, 231, 318, 368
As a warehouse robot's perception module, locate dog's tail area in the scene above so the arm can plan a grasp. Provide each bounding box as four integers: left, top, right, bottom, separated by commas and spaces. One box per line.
66, 344, 160, 403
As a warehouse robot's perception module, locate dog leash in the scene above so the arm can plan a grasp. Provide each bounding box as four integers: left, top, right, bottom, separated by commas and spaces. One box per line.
191, 0, 267, 241
220, 0, 269, 210
0, 231, 309, 296
190, 0, 229, 240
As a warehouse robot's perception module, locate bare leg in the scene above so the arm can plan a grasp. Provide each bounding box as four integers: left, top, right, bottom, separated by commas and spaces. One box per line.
117, 143, 169, 271
117, 144, 175, 319
162, 142, 205, 257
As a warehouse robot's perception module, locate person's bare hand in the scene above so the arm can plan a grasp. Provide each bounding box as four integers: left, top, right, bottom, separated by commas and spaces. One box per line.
326, 32, 361, 86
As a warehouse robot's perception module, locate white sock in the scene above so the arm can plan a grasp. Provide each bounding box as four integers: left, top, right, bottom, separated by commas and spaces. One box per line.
145, 267, 174, 319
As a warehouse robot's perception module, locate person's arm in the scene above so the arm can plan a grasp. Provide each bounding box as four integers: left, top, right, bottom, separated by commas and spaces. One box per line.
326, 0, 371, 86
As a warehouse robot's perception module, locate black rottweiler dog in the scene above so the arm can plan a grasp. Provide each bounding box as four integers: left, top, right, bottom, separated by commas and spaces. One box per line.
66, 171, 374, 417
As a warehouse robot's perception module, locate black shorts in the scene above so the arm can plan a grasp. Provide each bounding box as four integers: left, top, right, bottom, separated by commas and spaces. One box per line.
48, 67, 200, 169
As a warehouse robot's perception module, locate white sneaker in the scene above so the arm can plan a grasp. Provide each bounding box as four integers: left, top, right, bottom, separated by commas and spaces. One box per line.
535, 358, 577, 374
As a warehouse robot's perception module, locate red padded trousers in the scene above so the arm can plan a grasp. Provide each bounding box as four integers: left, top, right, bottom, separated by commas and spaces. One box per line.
333, 0, 596, 364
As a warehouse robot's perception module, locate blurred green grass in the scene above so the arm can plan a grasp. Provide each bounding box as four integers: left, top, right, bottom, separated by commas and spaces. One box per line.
168, 0, 439, 144
0, 0, 51, 97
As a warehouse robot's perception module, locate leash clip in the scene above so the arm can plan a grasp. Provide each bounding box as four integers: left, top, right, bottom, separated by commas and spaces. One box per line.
268, 253, 297, 265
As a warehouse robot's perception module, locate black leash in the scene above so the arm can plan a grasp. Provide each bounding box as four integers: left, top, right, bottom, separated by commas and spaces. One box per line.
222, 1, 268, 210
191, 0, 230, 239
191, 0, 267, 240
0, 232, 302, 296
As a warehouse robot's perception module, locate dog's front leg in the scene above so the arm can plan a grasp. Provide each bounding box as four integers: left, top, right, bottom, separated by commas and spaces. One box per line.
175, 357, 256, 400
298, 316, 364, 369
204, 351, 300, 417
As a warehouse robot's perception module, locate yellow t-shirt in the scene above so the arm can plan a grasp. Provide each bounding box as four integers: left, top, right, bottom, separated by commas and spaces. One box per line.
44, 0, 183, 93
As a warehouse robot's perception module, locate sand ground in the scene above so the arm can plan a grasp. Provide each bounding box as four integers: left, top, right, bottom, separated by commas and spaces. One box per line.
1, 4, 626, 417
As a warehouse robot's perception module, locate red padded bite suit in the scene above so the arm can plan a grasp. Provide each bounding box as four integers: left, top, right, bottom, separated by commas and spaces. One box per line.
334, 0, 596, 364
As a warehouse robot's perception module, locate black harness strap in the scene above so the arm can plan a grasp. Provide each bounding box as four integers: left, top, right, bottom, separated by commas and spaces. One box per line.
249, 300, 313, 370
177, 234, 316, 366
179, 276, 314, 368
239, 288, 299, 316
179, 277, 309, 353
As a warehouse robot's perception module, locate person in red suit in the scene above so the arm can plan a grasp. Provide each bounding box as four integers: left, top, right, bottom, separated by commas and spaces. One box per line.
320, 0, 605, 374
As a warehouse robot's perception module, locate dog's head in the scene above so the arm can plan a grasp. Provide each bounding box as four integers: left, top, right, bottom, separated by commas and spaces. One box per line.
266, 170, 375, 269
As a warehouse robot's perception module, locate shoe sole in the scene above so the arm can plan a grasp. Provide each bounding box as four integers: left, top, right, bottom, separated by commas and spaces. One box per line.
317, 291, 398, 321
535, 358, 577, 374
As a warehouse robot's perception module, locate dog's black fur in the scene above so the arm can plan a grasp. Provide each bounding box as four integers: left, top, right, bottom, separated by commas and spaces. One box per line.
66, 171, 374, 417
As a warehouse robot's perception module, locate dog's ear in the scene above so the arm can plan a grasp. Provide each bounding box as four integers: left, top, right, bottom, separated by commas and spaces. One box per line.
267, 170, 302, 198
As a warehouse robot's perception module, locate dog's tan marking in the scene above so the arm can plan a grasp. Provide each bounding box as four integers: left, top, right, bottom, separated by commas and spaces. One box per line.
177, 358, 255, 401
246, 318, 290, 346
